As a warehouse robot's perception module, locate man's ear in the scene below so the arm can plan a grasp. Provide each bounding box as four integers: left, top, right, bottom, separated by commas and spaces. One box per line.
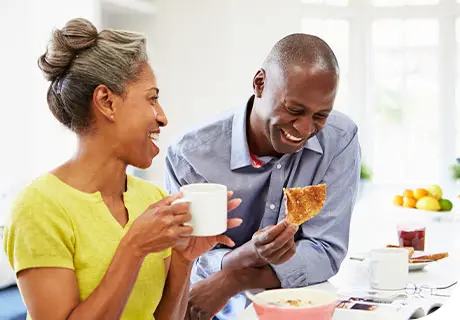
92, 84, 116, 121
253, 69, 266, 98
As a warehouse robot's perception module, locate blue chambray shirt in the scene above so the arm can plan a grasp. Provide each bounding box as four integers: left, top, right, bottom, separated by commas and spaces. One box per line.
165, 96, 361, 319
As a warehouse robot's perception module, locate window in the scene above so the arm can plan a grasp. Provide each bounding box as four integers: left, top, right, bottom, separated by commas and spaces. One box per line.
372, 19, 439, 183
456, 19, 460, 160
302, 19, 350, 114
300, 0, 459, 185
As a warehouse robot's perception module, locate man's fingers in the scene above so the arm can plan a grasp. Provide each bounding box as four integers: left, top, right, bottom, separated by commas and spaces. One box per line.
216, 235, 235, 247
260, 222, 298, 253
227, 218, 243, 229
275, 241, 297, 264
227, 191, 233, 199
254, 220, 288, 245
269, 240, 297, 264
227, 198, 242, 212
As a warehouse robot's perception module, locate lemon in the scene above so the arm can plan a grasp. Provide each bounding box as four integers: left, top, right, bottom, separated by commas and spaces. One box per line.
439, 199, 453, 212
416, 196, 441, 211
426, 185, 443, 200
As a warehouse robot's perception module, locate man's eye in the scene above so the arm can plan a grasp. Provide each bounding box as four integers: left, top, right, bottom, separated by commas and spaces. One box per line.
287, 107, 303, 115
150, 96, 159, 104
314, 114, 329, 120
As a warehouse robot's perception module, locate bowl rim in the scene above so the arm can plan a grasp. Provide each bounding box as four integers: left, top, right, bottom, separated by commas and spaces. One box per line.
254, 288, 338, 310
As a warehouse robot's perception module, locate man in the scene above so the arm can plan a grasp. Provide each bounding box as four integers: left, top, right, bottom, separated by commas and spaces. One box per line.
165, 33, 361, 319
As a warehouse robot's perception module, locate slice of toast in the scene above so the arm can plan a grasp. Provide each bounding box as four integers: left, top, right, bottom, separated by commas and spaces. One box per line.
386, 244, 415, 259
283, 184, 326, 225
410, 252, 449, 263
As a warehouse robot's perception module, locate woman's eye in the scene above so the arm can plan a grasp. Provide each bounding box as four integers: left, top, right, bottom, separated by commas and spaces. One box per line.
150, 96, 159, 104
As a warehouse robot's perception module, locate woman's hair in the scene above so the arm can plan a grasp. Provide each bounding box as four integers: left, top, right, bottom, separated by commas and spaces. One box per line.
38, 18, 148, 133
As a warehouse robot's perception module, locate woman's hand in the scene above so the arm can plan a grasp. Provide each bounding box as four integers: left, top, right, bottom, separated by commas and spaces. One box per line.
174, 192, 243, 261
126, 194, 194, 258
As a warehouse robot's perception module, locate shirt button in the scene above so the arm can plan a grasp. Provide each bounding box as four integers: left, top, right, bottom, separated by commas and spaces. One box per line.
269, 204, 275, 210
276, 164, 282, 169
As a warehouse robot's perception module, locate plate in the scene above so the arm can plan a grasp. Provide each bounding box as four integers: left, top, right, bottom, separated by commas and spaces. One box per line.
350, 251, 436, 272
409, 261, 432, 271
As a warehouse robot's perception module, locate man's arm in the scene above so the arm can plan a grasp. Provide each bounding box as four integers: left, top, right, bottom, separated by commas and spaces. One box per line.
271, 129, 361, 288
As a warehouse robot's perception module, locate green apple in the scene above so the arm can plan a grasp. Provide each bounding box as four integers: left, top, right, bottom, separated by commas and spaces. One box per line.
426, 184, 443, 200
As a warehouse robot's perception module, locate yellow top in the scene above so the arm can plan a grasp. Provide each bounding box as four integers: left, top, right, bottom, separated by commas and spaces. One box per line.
3, 173, 171, 320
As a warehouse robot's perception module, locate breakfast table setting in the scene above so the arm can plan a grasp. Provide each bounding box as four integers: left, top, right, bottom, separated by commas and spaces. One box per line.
237, 183, 460, 319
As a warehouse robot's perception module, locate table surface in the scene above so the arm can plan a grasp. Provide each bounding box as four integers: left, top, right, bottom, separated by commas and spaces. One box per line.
238, 184, 460, 319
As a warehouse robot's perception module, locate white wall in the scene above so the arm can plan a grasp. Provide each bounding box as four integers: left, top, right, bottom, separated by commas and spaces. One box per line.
148, 0, 307, 185
0, 0, 99, 187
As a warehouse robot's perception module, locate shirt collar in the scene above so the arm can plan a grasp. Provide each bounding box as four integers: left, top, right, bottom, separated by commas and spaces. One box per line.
230, 96, 324, 170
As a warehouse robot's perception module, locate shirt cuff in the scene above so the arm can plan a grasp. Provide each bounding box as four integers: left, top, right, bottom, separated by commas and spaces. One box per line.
191, 248, 232, 283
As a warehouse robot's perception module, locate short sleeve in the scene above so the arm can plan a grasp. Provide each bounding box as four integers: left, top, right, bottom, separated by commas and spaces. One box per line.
162, 248, 172, 259
3, 187, 75, 274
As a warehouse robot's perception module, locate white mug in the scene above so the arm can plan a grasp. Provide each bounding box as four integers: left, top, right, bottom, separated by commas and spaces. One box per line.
367, 248, 409, 290
172, 183, 228, 236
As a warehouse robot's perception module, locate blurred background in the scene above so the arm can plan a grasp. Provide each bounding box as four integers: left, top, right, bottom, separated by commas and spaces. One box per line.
1, 1, 460, 318
0, 0, 459, 202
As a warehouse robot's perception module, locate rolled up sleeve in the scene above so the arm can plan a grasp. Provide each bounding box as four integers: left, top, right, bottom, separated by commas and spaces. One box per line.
272, 129, 361, 288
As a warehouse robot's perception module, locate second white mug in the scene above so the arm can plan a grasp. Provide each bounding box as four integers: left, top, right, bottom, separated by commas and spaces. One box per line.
367, 248, 409, 290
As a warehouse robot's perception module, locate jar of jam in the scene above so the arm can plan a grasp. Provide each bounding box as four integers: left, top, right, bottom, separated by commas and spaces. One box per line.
397, 224, 426, 251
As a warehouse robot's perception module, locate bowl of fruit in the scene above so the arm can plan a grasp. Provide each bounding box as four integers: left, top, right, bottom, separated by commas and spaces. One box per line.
393, 184, 454, 213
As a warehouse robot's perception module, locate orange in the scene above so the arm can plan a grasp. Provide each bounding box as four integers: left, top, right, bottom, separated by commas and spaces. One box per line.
403, 189, 414, 199
393, 195, 404, 206
413, 188, 429, 200
403, 196, 417, 208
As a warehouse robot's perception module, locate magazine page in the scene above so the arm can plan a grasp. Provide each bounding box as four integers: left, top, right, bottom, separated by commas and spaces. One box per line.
332, 288, 442, 320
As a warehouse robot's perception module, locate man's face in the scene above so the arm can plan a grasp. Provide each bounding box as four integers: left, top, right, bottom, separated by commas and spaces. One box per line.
253, 64, 338, 155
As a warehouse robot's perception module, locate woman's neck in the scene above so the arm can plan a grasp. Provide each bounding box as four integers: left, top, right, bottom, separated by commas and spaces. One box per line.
52, 136, 127, 198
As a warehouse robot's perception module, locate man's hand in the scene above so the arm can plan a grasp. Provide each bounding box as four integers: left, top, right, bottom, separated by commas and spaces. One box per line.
252, 220, 298, 265
185, 272, 234, 320
221, 220, 298, 270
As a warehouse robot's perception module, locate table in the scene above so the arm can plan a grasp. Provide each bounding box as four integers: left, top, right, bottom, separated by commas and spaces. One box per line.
238, 184, 460, 319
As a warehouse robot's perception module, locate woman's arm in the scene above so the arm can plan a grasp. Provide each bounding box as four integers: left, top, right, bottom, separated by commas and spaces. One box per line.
17, 195, 193, 320
154, 250, 193, 320
18, 237, 144, 320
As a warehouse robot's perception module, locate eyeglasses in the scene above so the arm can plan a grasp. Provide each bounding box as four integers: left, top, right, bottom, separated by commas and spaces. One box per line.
405, 281, 458, 298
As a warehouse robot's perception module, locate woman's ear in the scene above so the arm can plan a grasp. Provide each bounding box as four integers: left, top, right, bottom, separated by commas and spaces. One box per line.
93, 84, 116, 121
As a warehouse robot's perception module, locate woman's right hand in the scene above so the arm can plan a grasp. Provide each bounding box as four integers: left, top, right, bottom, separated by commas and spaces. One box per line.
125, 193, 193, 258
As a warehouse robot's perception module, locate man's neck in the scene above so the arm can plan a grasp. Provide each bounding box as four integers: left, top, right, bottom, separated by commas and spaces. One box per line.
247, 103, 280, 158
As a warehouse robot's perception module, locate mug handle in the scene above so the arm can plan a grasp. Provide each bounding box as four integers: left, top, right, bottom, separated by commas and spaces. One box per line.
367, 259, 379, 287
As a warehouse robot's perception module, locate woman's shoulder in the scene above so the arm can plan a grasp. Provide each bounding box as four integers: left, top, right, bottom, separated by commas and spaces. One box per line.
7, 174, 68, 224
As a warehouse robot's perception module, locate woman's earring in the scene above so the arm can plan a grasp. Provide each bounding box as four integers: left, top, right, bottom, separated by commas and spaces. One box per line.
110, 115, 114, 120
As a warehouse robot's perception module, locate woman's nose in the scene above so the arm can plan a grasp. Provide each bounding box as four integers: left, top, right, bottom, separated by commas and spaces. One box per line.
153, 103, 168, 127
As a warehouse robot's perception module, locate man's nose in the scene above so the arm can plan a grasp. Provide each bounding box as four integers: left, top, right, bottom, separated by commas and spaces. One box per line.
294, 116, 314, 137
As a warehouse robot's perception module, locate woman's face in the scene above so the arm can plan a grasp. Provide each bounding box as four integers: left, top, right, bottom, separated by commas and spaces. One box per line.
110, 64, 168, 169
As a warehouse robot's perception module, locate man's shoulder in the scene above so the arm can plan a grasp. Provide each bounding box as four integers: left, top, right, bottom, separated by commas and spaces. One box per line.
323, 110, 358, 141
325, 110, 357, 136
168, 110, 235, 155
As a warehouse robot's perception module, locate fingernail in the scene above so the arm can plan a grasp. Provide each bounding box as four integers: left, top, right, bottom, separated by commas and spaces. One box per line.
236, 218, 243, 225
292, 224, 299, 232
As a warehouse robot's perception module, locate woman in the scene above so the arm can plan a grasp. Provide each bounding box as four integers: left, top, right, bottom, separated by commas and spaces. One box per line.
3, 18, 242, 320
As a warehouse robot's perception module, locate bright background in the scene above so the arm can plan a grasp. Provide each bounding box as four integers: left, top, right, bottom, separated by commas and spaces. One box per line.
0, 0, 458, 200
